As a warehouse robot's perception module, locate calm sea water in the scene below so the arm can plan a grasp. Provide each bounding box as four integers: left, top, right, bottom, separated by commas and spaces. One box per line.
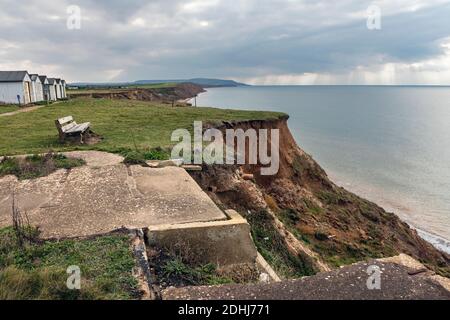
194, 86, 450, 253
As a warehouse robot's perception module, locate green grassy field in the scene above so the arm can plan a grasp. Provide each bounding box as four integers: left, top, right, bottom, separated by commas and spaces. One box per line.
0, 97, 285, 156
67, 83, 178, 95
0, 228, 138, 300
0, 105, 19, 114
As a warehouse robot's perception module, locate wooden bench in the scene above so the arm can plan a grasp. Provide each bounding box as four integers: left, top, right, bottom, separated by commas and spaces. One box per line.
55, 116, 91, 143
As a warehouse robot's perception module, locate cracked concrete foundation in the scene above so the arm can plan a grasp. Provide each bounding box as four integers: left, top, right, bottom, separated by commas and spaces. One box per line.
146, 210, 258, 267
0, 154, 227, 238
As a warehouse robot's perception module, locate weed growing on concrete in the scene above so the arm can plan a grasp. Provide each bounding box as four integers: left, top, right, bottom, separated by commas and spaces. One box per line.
0, 152, 85, 180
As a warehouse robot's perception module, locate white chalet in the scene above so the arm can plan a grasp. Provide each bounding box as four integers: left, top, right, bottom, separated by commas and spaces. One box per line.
0, 71, 33, 104
29, 74, 44, 102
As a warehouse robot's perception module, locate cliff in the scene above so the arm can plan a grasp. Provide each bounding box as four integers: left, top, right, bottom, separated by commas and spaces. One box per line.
68, 83, 205, 103
191, 116, 450, 278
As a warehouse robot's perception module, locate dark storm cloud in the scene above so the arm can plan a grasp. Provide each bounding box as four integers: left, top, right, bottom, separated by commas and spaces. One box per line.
1, 0, 449, 83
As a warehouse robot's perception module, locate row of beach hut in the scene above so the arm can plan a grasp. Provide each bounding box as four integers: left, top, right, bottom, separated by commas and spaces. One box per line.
0, 71, 67, 105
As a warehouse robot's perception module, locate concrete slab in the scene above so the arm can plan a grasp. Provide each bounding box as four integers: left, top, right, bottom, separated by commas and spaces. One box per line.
63, 151, 124, 167
0, 164, 226, 238
147, 210, 257, 267
162, 255, 450, 300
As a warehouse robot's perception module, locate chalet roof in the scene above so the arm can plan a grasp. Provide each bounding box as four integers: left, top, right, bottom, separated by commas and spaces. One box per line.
38, 75, 48, 84
48, 78, 57, 85
29, 74, 41, 82
0, 71, 29, 82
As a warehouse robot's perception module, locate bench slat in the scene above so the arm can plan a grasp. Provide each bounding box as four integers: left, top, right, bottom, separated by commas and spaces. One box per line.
65, 122, 90, 134
61, 122, 77, 133
55, 116, 91, 143
57, 116, 74, 126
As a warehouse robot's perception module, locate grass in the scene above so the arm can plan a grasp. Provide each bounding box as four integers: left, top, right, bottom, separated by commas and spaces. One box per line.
246, 210, 317, 278
0, 97, 284, 156
159, 257, 233, 287
0, 153, 85, 180
122, 148, 170, 165
277, 208, 311, 243
150, 249, 235, 288
0, 227, 139, 300
67, 83, 178, 95
275, 207, 368, 268
0, 105, 19, 114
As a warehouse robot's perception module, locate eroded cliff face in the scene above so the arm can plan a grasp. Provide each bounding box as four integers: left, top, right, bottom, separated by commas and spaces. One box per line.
69, 83, 205, 102
191, 117, 450, 278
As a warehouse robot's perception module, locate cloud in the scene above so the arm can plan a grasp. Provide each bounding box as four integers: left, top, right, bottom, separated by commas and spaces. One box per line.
0, 0, 449, 84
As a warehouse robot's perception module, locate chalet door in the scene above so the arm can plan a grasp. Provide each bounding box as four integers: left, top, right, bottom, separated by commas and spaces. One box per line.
24, 82, 32, 104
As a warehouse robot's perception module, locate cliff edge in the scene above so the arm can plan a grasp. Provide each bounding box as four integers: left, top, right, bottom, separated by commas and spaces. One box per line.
68, 82, 205, 103
191, 116, 450, 278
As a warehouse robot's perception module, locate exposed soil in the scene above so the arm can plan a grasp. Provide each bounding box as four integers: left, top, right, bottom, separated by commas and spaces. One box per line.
190, 117, 450, 278
61, 131, 103, 145
0, 105, 46, 118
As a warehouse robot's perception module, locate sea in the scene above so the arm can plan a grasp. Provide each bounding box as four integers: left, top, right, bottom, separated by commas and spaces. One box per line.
193, 85, 450, 254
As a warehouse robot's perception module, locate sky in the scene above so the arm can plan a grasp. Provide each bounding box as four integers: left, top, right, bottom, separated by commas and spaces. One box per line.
1, 0, 450, 85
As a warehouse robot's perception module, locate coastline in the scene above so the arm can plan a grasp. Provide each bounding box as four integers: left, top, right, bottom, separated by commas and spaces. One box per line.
328, 171, 450, 254
192, 89, 450, 255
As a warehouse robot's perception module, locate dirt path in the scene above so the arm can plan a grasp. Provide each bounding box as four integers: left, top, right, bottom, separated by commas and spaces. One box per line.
0, 105, 47, 117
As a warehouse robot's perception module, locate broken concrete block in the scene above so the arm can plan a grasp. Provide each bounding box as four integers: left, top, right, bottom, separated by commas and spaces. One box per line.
146, 210, 257, 267
182, 165, 202, 172
146, 161, 160, 168
146, 159, 184, 168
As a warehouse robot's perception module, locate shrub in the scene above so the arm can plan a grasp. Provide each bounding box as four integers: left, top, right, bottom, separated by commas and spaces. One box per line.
123, 151, 146, 165
0, 153, 85, 180
246, 210, 317, 278
314, 231, 329, 241
142, 148, 169, 161
52, 154, 85, 169
153, 251, 233, 287
0, 157, 20, 177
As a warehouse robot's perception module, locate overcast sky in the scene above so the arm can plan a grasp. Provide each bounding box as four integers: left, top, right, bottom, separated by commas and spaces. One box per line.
1, 0, 450, 84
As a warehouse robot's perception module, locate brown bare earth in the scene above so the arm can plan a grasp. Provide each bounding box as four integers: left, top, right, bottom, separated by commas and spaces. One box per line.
191, 117, 450, 277
0, 105, 46, 117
